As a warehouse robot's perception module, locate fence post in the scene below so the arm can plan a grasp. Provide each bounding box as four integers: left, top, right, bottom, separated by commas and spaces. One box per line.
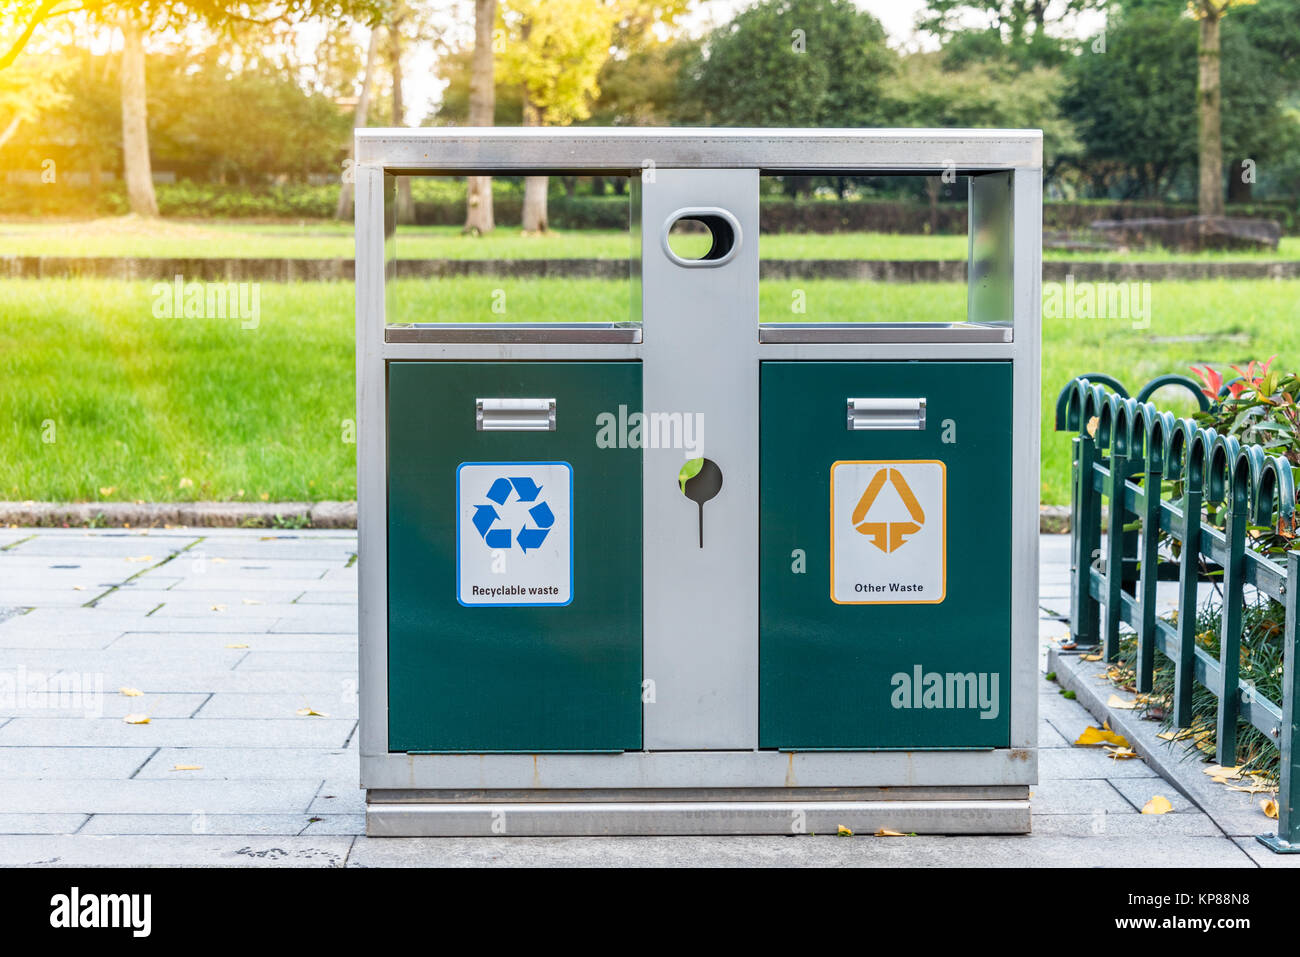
1281, 552, 1300, 844
1136, 443, 1161, 692
1103, 443, 1130, 662
1173, 473, 1203, 729
1071, 430, 1102, 648
1216, 488, 1248, 768
1258, 551, 1300, 853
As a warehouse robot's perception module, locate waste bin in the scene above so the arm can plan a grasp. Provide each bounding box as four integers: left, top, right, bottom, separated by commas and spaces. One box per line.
355, 128, 1042, 836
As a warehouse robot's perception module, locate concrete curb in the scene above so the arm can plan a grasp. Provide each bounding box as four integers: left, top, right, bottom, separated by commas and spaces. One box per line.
0, 501, 1073, 532
0, 500, 355, 529
1049, 645, 1280, 840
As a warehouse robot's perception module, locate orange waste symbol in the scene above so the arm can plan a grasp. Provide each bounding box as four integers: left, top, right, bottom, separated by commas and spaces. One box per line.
851, 468, 925, 553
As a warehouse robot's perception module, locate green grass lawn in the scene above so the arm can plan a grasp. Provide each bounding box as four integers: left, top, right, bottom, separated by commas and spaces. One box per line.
0, 279, 356, 503
0, 277, 1295, 504
3, 219, 1298, 261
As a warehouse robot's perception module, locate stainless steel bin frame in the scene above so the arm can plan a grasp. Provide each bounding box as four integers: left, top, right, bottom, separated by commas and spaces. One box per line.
355, 128, 1042, 837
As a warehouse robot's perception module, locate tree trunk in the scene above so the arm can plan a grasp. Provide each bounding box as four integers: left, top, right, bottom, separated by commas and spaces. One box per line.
1227, 157, 1252, 203
337, 26, 381, 221
521, 96, 547, 233
120, 17, 157, 218
390, 7, 414, 224
925, 176, 941, 235
464, 0, 497, 235
1197, 10, 1224, 218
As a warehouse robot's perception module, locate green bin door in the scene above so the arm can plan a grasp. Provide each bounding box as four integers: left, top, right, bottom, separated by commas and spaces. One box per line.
387, 361, 642, 753
760, 361, 1012, 750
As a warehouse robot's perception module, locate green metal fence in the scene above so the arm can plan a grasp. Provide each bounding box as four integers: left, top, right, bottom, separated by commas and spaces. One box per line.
1055, 374, 1300, 853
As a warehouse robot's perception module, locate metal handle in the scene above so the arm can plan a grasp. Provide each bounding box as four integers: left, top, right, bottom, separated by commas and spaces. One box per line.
847, 397, 926, 431
476, 397, 556, 432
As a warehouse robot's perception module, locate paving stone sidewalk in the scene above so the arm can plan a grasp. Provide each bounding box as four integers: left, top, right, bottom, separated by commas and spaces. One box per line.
0, 527, 1283, 866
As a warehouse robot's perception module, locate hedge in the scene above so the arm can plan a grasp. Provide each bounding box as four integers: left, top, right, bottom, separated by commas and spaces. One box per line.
2, 180, 1295, 235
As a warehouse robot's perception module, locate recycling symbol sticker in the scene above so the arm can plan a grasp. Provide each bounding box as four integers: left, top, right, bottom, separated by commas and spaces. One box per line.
830, 460, 946, 606
472, 475, 556, 553
457, 461, 572, 607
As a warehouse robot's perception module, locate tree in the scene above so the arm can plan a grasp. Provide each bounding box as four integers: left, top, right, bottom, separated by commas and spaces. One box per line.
588, 0, 696, 126
148, 43, 352, 184
1189, 1, 1256, 217
464, 0, 497, 235
119, 10, 156, 216
1, 0, 388, 69
883, 52, 1080, 224
917, 0, 1104, 67
682, 0, 895, 129
337, 25, 382, 220
2, 0, 386, 217
0, 51, 65, 150
389, 0, 414, 223
497, 0, 620, 232
1062, 6, 1282, 201
588, 36, 699, 127
37, 43, 117, 194
1226, 0, 1300, 202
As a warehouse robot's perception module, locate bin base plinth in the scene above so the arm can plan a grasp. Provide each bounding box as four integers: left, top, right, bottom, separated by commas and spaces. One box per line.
364, 788, 1031, 837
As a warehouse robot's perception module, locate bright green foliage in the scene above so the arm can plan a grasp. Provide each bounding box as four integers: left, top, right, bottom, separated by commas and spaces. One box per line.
1062, 7, 1289, 198
496, 0, 620, 125
882, 53, 1080, 168
681, 0, 894, 128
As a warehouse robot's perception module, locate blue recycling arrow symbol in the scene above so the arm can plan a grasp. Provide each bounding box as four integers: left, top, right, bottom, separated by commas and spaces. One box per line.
474, 476, 553, 552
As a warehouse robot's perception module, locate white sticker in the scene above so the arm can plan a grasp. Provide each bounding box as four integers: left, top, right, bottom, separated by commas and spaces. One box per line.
830, 460, 946, 605
457, 461, 572, 606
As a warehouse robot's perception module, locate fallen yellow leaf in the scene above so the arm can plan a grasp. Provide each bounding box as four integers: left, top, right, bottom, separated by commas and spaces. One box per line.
1262, 799, 1279, 820
1157, 730, 1178, 741
1227, 783, 1275, 795
241, 598, 263, 606
226, 643, 249, 649
171, 764, 203, 772
875, 829, 906, 837
1081, 653, 1102, 662
1202, 765, 1243, 779
125, 555, 153, 563
1076, 726, 1130, 748
1142, 796, 1173, 815
1107, 693, 1139, 710
119, 687, 143, 697
1104, 746, 1139, 760
296, 707, 329, 717
123, 714, 150, 725
836, 825, 853, 836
